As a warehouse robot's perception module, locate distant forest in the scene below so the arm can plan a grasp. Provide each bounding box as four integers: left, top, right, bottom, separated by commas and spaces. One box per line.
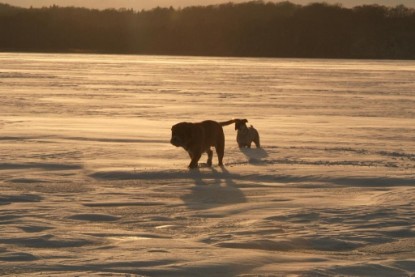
1, 1, 415, 59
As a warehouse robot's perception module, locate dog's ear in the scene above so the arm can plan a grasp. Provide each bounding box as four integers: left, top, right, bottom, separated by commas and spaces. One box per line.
243, 119, 248, 123
234, 119, 240, 130
185, 123, 196, 139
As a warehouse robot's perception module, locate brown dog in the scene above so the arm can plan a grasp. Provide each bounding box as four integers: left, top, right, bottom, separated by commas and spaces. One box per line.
170, 120, 234, 168
234, 119, 260, 148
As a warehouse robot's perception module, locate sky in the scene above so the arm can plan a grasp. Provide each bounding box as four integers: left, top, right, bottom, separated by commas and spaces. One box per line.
2, 0, 415, 10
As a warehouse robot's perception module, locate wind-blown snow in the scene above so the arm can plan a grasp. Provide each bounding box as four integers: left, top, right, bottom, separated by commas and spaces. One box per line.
0, 53, 414, 276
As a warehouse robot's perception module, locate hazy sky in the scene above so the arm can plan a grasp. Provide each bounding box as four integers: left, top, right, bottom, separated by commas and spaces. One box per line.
3, 0, 415, 10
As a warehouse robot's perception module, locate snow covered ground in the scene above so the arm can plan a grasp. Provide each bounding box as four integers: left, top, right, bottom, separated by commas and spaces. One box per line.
1, 53, 414, 276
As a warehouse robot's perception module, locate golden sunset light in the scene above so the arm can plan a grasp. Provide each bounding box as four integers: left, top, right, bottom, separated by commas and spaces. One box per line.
1, 1, 414, 276
1, 0, 415, 9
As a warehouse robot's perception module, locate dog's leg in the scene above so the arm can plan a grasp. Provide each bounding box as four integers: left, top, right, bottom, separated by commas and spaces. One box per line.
188, 152, 201, 169
206, 148, 213, 166
254, 137, 260, 148
216, 130, 225, 166
216, 144, 224, 166
254, 132, 260, 148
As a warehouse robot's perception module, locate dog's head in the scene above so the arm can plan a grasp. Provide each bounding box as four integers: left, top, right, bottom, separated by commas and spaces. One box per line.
234, 119, 248, 131
170, 122, 193, 148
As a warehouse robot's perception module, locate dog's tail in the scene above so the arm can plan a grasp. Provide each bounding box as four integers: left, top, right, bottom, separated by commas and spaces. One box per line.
219, 119, 235, 126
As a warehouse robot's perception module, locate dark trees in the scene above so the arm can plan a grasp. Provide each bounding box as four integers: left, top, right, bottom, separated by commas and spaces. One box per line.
0, 1, 414, 59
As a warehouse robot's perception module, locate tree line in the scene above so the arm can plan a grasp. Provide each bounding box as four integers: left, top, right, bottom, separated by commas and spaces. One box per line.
1, 1, 415, 59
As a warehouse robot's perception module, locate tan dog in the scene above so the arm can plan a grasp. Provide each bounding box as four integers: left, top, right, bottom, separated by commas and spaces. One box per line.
170, 120, 234, 168
234, 119, 260, 148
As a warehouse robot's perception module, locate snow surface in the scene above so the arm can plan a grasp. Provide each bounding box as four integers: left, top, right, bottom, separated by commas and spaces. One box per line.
0, 53, 414, 276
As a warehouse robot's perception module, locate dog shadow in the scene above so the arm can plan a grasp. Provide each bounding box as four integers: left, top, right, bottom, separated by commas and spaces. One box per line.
240, 147, 269, 165
181, 166, 246, 210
